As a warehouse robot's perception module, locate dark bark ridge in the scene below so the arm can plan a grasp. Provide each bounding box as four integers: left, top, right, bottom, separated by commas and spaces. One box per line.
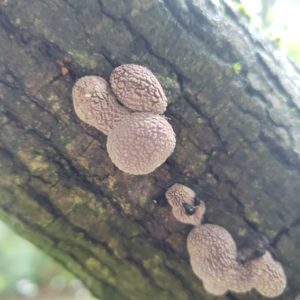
0, 0, 300, 299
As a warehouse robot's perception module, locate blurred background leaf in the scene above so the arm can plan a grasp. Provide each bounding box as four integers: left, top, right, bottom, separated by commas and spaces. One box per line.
0, 221, 95, 300
240, 0, 300, 65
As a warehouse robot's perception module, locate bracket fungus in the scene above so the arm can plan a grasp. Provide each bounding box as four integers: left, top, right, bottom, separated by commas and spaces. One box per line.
165, 183, 205, 225
110, 64, 167, 114
165, 184, 286, 298
72, 65, 176, 175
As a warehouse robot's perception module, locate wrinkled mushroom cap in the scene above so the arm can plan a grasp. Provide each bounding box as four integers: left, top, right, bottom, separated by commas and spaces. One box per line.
110, 64, 167, 114
248, 251, 286, 298
72, 76, 130, 135
165, 184, 206, 225
187, 224, 286, 297
187, 224, 240, 295
107, 112, 176, 175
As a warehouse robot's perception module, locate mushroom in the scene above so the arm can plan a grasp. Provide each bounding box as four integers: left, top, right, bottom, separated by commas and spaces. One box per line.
110, 64, 167, 114
247, 251, 287, 298
165, 184, 205, 225
107, 112, 176, 175
187, 224, 286, 297
72, 76, 130, 135
165, 185, 286, 297
73, 66, 176, 175
187, 224, 247, 295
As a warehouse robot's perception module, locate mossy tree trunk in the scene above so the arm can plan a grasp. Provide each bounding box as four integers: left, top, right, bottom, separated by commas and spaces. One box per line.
0, 0, 300, 299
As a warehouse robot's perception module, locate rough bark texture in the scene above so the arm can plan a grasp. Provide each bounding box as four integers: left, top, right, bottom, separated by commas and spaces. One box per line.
0, 0, 300, 299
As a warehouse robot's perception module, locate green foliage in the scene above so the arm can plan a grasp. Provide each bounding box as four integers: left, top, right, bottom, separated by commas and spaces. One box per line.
237, 3, 252, 21
0, 221, 48, 294
273, 36, 282, 47
287, 42, 300, 65
241, 0, 300, 66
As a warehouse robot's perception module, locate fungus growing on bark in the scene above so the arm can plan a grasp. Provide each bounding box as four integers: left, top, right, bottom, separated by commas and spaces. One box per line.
72, 76, 130, 135
187, 224, 243, 295
248, 251, 287, 298
73, 65, 176, 175
107, 112, 176, 175
165, 183, 205, 225
110, 64, 167, 114
187, 224, 286, 297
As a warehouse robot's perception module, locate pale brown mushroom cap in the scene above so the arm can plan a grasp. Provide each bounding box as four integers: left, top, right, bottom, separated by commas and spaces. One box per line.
72, 76, 130, 135
248, 251, 286, 298
187, 224, 240, 295
227, 264, 253, 294
187, 224, 286, 297
187, 225, 251, 295
165, 184, 206, 225
110, 64, 167, 114
107, 112, 176, 175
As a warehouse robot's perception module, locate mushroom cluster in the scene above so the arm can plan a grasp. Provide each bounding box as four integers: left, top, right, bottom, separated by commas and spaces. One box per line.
165, 183, 206, 226
72, 64, 176, 175
165, 184, 287, 298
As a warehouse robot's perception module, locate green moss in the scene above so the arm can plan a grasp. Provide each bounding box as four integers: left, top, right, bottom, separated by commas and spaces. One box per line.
5, 74, 15, 83
68, 50, 98, 69
111, 217, 145, 238
130, 237, 159, 260
0, 208, 54, 247
238, 227, 247, 237
13, 188, 54, 226
231, 62, 242, 74
85, 257, 117, 285
59, 237, 167, 299
47, 184, 106, 217
0, 188, 16, 208
16, 150, 59, 184
0, 114, 8, 126
47, 93, 61, 112
245, 209, 261, 225
142, 253, 189, 300
114, 196, 134, 215
196, 117, 204, 124
15, 18, 21, 26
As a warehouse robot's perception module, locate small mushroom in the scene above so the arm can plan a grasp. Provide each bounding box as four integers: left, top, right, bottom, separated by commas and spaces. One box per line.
187, 224, 286, 297
247, 251, 287, 298
72, 76, 130, 135
110, 64, 167, 114
187, 224, 246, 295
165, 184, 206, 225
107, 112, 176, 175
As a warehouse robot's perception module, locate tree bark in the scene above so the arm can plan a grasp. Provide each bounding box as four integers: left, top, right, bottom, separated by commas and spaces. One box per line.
0, 0, 300, 299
